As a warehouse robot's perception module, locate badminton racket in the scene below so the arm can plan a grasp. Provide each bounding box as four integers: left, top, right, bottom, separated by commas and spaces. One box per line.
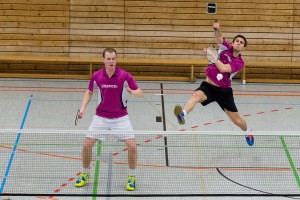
75, 109, 80, 126
213, 19, 218, 34
205, 45, 218, 63
205, 20, 219, 63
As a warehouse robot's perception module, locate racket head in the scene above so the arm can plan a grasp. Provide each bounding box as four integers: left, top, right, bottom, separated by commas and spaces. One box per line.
75, 109, 80, 126
206, 45, 218, 63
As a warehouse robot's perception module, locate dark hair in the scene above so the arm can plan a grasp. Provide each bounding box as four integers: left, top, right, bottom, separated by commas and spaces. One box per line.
102, 48, 117, 58
233, 34, 247, 47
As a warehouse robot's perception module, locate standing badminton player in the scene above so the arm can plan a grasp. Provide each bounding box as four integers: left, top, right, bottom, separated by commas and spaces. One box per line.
75, 48, 143, 191
174, 21, 254, 146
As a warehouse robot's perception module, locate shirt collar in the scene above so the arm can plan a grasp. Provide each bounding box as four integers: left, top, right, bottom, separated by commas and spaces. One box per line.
230, 47, 241, 58
102, 66, 120, 76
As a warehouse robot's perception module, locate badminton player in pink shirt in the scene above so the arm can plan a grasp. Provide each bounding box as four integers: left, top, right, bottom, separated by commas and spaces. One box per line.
75, 48, 143, 191
174, 21, 254, 146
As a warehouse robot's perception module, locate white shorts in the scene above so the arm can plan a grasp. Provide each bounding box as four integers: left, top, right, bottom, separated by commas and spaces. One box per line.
87, 115, 134, 141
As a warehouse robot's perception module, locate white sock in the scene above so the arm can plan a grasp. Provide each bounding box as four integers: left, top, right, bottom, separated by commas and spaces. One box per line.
245, 128, 252, 135
182, 110, 187, 118
82, 168, 90, 175
129, 169, 136, 176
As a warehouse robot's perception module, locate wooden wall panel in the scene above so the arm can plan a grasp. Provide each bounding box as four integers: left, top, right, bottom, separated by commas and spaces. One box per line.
0, 0, 300, 79
69, 0, 125, 57
0, 0, 70, 56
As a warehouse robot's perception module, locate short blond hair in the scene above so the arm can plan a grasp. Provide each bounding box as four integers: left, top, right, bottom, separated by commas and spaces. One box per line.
102, 48, 117, 58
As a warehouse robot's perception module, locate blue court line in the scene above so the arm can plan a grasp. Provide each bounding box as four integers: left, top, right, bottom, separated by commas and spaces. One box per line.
106, 154, 113, 200
0, 94, 33, 194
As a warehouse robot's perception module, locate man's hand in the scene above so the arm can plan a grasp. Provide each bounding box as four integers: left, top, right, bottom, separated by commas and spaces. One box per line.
213, 20, 219, 32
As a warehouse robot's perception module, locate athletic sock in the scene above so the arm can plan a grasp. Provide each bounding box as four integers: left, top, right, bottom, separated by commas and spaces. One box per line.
129, 169, 136, 177
182, 110, 187, 118
82, 168, 90, 175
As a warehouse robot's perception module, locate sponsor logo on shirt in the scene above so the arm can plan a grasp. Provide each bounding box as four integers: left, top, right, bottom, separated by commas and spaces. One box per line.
224, 53, 232, 63
101, 84, 118, 88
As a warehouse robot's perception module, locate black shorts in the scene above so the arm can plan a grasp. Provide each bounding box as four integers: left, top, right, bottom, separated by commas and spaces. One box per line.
196, 81, 238, 112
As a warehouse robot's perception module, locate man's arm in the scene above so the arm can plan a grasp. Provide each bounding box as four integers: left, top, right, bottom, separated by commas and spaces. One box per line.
79, 89, 93, 118
214, 60, 231, 73
126, 87, 143, 97
213, 21, 223, 44
212, 21, 231, 73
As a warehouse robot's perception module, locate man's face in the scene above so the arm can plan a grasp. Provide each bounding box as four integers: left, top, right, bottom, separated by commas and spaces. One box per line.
232, 37, 246, 52
103, 52, 117, 70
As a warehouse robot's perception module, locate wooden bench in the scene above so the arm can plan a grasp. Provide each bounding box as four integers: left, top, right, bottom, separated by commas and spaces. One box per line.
0, 55, 209, 82
242, 61, 300, 84
1, 55, 299, 84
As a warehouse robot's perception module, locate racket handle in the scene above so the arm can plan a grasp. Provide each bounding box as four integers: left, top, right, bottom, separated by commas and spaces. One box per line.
214, 20, 218, 33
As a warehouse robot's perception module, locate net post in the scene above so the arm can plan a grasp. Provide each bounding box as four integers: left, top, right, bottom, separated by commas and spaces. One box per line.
160, 83, 169, 167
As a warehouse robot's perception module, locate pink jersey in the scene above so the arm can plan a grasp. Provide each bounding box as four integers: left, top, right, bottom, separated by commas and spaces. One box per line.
88, 67, 139, 119
205, 39, 244, 88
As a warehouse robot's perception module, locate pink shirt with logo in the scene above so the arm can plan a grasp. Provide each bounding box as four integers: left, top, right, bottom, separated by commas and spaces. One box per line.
205, 39, 244, 88
88, 67, 139, 119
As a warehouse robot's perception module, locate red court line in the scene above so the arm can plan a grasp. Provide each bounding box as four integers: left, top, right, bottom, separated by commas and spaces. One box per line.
36, 152, 82, 161
190, 105, 297, 129
0, 89, 85, 92
1, 85, 300, 94
1, 86, 300, 96
0, 85, 86, 90
0, 145, 296, 172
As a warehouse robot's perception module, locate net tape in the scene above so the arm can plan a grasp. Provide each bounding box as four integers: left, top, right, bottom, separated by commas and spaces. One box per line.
1, 129, 299, 136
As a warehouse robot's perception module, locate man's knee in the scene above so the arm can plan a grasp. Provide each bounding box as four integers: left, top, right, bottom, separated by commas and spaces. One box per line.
232, 115, 246, 128
191, 90, 206, 102
83, 138, 97, 151
126, 139, 137, 151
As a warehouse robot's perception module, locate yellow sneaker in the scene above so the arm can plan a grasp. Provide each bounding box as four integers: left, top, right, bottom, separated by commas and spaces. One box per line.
126, 175, 136, 191
75, 173, 90, 187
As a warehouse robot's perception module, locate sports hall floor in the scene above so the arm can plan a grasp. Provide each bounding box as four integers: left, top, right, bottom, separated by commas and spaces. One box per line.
0, 78, 300, 200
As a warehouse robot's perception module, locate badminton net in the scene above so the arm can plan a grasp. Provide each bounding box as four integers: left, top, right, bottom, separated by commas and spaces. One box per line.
1, 129, 300, 197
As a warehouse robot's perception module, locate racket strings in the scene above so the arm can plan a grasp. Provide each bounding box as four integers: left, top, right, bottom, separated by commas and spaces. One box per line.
206, 45, 218, 63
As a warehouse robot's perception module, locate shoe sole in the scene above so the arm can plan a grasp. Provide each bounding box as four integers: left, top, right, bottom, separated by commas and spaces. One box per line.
126, 187, 135, 191
174, 104, 185, 125
75, 184, 84, 187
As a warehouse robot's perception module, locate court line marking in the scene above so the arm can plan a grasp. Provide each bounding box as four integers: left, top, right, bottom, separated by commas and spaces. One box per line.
0, 94, 32, 195
106, 154, 113, 200
1, 144, 299, 172
3, 133, 300, 198
217, 168, 300, 199
188, 106, 299, 131
1, 89, 300, 96
1, 85, 300, 97
1, 85, 300, 94
92, 141, 102, 200
280, 136, 300, 188
1, 142, 299, 197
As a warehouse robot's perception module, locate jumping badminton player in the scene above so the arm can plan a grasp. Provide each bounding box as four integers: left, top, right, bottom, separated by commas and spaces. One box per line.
174, 20, 254, 146
75, 48, 143, 191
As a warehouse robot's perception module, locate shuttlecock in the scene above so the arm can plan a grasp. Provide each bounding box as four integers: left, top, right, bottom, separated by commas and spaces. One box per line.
217, 73, 223, 81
